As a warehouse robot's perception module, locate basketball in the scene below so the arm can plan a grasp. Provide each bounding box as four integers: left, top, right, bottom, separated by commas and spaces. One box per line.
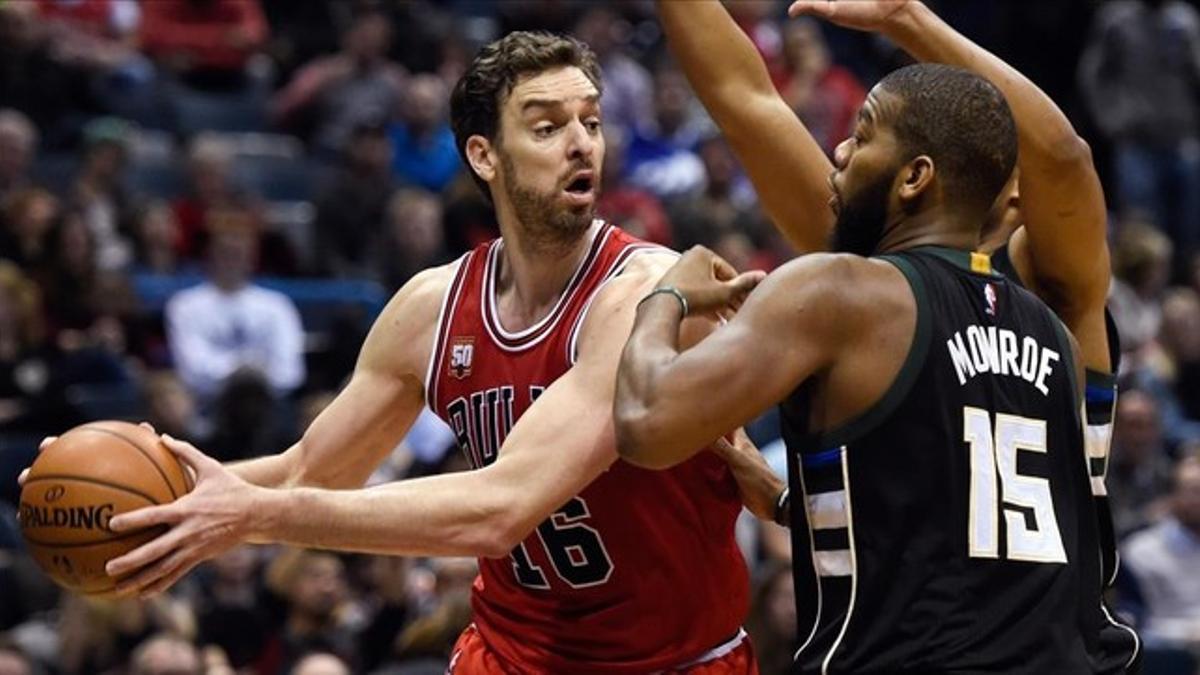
17, 421, 194, 596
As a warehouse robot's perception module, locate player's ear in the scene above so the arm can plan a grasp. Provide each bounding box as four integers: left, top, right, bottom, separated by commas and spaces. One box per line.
898, 155, 935, 204
466, 135, 498, 183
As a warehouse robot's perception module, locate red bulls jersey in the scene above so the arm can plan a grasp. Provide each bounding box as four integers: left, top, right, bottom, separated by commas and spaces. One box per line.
427, 222, 750, 674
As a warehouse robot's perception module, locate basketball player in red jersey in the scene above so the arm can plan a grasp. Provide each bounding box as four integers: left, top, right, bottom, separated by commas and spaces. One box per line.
35, 32, 775, 673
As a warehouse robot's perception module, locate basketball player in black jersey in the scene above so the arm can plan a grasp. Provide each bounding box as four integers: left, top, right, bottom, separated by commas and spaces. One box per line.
615, 64, 1117, 673
656, 0, 1137, 670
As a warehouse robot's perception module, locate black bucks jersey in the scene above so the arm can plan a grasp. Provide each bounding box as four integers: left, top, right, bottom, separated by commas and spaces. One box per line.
782, 247, 1137, 673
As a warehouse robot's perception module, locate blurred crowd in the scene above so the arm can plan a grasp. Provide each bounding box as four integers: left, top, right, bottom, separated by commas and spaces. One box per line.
0, 0, 1198, 673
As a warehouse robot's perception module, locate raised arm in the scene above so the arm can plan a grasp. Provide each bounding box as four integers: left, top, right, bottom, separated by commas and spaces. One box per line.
658, 0, 834, 252
793, 0, 1112, 368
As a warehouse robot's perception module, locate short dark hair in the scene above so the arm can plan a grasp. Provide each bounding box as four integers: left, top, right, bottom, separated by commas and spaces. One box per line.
876, 63, 1017, 217
450, 31, 603, 201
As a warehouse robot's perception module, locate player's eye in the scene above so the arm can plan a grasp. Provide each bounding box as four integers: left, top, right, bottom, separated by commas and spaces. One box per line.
534, 124, 558, 138
584, 119, 602, 134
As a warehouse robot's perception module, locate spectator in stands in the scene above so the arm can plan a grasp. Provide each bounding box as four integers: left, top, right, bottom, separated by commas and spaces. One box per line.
271, 11, 407, 156
1079, 0, 1200, 264
72, 117, 134, 270
264, 550, 357, 674
0, 641, 32, 675
173, 137, 240, 258
0, 261, 82, 434
132, 200, 188, 276
0, 2, 98, 146
667, 136, 760, 250
572, 6, 654, 135
377, 188, 450, 292
1109, 388, 1175, 535
129, 633, 202, 675
34, 0, 157, 121
390, 72, 458, 193
775, 18, 866, 155
354, 555, 416, 672
1110, 220, 1173, 360
143, 370, 198, 440
1121, 455, 1200, 649
1158, 289, 1200, 421
57, 595, 196, 674
140, 0, 269, 91
595, 131, 672, 246
0, 187, 58, 272
624, 62, 710, 197
192, 545, 271, 670
0, 110, 37, 202
165, 213, 304, 403
291, 652, 350, 675
314, 118, 396, 278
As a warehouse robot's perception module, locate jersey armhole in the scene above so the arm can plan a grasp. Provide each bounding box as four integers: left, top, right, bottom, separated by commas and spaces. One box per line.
817, 255, 932, 448
566, 245, 679, 365
423, 254, 469, 405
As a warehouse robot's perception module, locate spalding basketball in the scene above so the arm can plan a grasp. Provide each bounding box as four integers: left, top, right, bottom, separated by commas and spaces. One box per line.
18, 421, 193, 595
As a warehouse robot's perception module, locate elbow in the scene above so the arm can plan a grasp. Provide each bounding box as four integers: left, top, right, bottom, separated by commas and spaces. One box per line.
1039, 134, 1094, 168
614, 404, 678, 471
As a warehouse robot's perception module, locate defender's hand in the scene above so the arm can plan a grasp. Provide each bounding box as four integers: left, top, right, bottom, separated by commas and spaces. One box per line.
789, 0, 916, 32
651, 246, 765, 318
712, 428, 784, 523
105, 434, 268, 597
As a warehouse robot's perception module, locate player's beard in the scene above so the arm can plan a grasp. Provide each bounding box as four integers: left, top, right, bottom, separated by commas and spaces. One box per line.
831, 169, 895, 257
501, 151, 597, 253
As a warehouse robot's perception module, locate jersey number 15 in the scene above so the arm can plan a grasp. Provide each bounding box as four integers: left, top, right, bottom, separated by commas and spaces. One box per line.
963, 407, 1068, 564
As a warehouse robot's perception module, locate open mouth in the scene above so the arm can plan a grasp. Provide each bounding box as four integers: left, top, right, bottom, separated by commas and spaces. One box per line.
565, 175, 594, 195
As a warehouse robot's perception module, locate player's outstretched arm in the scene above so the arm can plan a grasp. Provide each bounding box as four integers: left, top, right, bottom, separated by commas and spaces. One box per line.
615, 248, 845, 468
102, 255, 759, 596
793, 0, 1112, 369
658, 0, 834, 252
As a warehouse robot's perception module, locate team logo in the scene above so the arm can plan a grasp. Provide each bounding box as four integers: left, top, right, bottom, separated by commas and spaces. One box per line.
984, 283, 998, 316
449, 337, 475, 380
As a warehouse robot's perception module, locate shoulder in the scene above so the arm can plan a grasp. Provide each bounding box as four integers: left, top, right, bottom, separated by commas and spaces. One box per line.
358, 259, 461, 377
764, 252, 905, 309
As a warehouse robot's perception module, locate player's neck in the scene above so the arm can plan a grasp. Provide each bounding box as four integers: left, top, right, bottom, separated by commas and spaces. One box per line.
875, 211, 981, 255
493, 219, 599, 331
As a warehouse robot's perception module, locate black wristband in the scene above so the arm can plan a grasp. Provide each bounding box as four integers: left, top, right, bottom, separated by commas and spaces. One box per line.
773, 486, 791, 528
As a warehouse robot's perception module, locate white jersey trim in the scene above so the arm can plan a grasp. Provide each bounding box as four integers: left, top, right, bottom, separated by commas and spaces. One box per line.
424, 254, 469, 408
481, 221, 609, 352
566, 243, 677, 365
822, 447, 858, 675
669, 628, 747, 671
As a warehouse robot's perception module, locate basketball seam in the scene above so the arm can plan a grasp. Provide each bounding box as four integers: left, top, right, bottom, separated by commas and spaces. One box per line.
22, 526, 164, 549
22, 474, 161, 507
78, 426, 180, 499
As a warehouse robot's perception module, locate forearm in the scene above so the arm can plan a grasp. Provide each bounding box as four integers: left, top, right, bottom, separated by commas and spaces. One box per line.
886, 3, 1086, 159
255, 470, 518, 558
658, 0, 778, 112
615, 297, 695, 468
228, 450, 295, 488
658, 0, 833, 252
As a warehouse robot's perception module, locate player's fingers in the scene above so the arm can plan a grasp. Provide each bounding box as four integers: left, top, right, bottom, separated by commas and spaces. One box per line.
788, 0, 833, 19
108, 503, 179, 533
138, 422, 157, 434
710, 253, 739, 282
17, 468, 29, 487
38, 436, 57, 451
140, 556, 202, 599
159, 434, 217, 474
726, 270, 766, 297
106, 526, 185, 579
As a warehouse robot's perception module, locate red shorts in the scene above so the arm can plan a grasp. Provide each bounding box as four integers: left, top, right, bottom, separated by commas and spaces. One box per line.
447, 624, 758, 675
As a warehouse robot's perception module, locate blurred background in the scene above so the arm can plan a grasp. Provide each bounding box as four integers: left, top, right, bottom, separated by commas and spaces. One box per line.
0, 0, 1198, 673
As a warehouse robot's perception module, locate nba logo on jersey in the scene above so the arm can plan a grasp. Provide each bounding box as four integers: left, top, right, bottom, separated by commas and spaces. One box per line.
984, 282, 998, 316
449, 338, 474, 380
